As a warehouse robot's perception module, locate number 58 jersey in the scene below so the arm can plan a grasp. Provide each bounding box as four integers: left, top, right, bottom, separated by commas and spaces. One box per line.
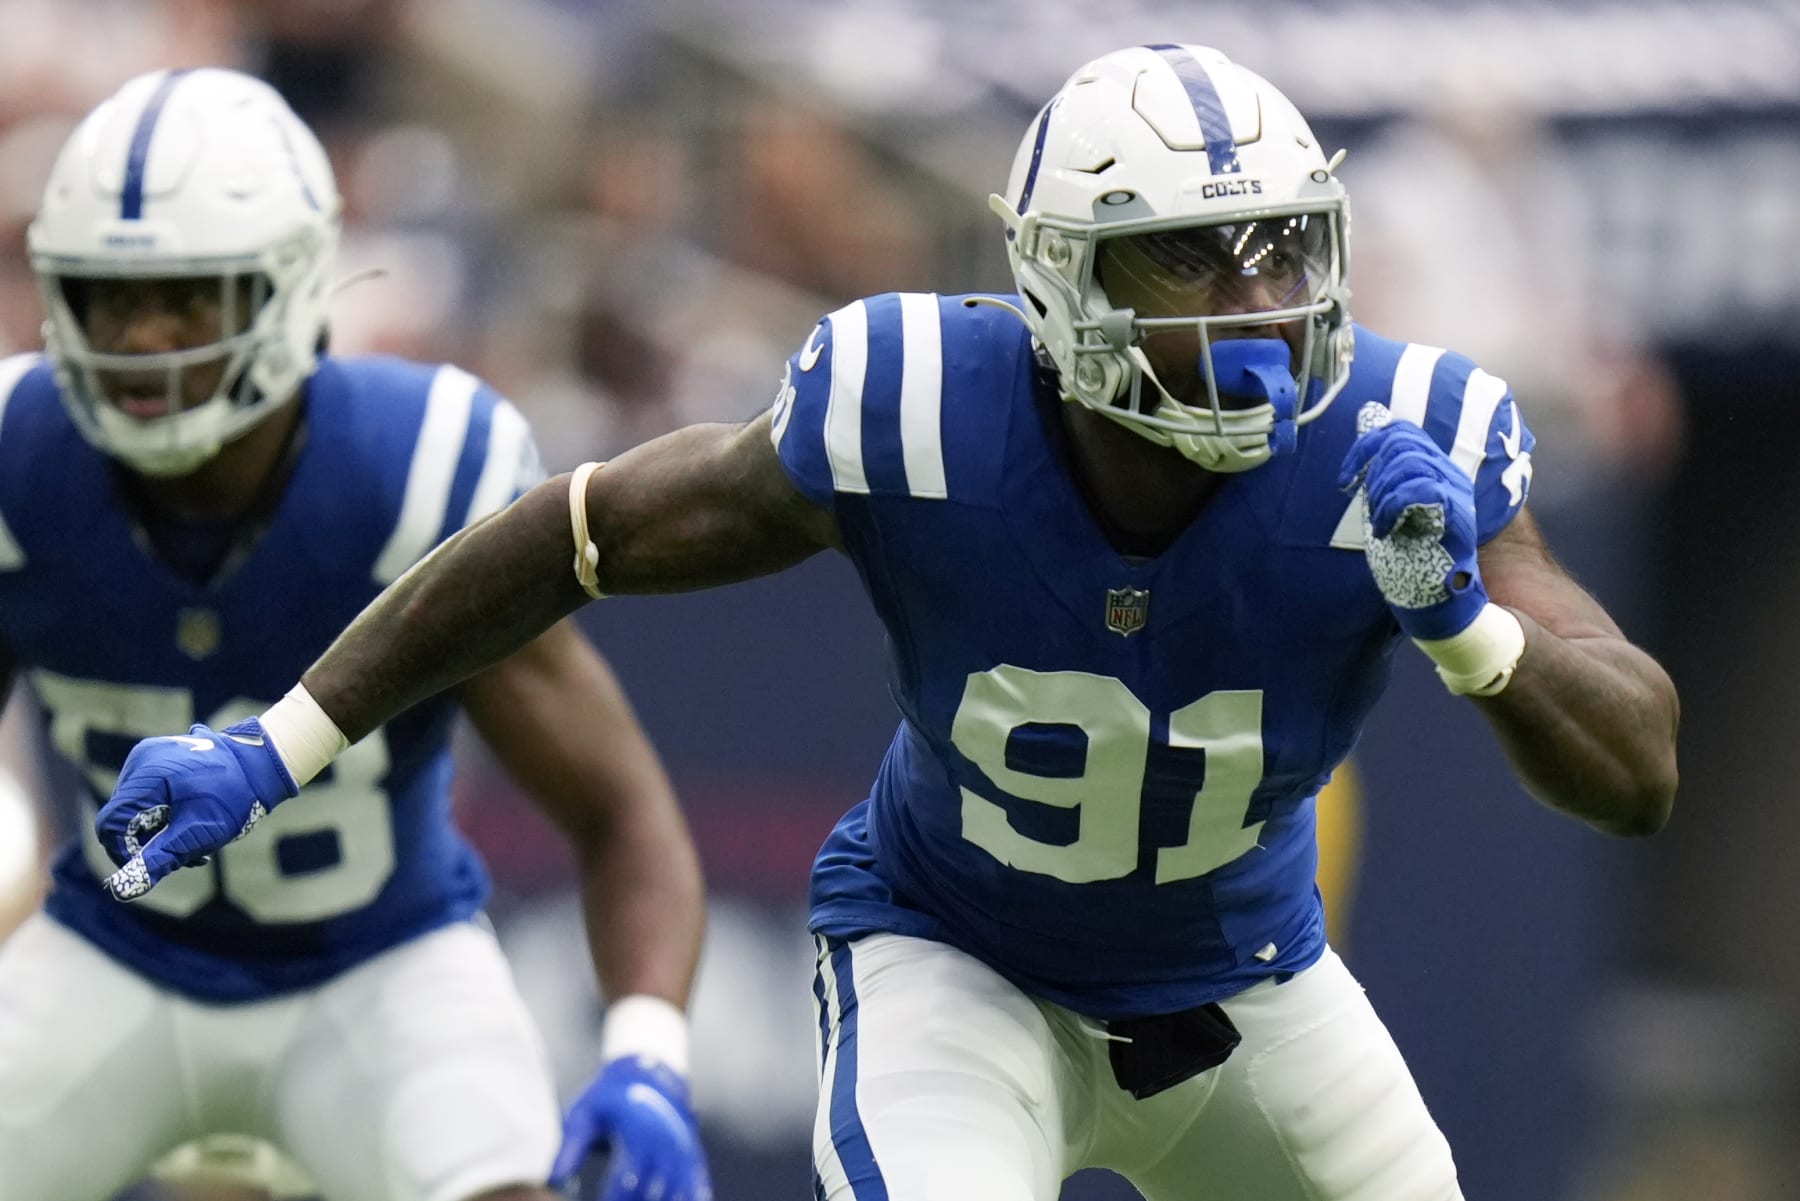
0, 353, 543, 1002
773, 294, 1534, 1019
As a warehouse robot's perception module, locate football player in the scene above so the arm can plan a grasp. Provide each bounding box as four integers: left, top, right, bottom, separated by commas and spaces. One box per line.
98, 46, 1678, 1201
0, 69, 710, 1201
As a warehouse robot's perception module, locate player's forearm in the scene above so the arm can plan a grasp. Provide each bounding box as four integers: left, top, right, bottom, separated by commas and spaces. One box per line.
573, 816, 705, 1008
462, 624, 706, 1008
305, 481, 588, 743
1477, 610, 1679, 836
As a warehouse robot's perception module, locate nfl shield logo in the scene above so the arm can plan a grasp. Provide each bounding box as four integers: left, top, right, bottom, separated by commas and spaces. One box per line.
176, 607, 222, 661
1104, 587, 1150, 637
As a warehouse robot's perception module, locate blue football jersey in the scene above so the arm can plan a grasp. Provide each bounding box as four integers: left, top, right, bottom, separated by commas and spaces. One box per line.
0, 352, 544, 1001
774, 294, 1535, 1019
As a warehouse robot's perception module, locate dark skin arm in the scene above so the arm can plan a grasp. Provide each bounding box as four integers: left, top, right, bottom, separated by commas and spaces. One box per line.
306, 412, 837, 743
456, 620, 704, 1007
303, 401, 1676, 849
1473, 505, 1679, 837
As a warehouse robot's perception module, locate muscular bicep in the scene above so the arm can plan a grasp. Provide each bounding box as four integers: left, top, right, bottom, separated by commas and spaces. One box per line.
585, 409, 841, 595
1479, 506, 1622, 642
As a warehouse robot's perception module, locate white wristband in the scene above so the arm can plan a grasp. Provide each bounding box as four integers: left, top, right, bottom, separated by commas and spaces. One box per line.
601, 994, 690, 1075
259, 684, 350, 787
1413, 603, 1527, 697
569, 461, 608, 600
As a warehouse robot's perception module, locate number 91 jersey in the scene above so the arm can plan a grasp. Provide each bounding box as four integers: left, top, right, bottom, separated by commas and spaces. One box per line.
773, 294, 1534, 1019
0, 352, 543, 1002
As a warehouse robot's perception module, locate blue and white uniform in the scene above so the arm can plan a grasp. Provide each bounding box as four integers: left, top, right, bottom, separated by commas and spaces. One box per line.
0, 354, 560, 1201
773, 295, 1533, 1201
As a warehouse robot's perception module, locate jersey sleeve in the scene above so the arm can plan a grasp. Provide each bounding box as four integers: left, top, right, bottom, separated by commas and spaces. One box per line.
770, 293, 952, 509
769, 313, 837, 508
1468, 391, 1533, 543
1417, 350, 1535, 544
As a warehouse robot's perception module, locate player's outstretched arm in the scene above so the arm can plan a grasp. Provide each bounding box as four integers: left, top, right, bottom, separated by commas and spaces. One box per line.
460, 622, 710, 1201
96, 412, 837, 898
1343, 404, 1676, 838
310, 409, 838, 745
1474, 507, 1679, 836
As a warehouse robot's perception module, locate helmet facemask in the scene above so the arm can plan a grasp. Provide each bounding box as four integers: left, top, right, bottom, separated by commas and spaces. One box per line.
37, 264, 286, 476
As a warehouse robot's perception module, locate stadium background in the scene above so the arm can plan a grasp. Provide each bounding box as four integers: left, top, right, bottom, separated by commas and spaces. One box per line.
0, 2, 1795, 1199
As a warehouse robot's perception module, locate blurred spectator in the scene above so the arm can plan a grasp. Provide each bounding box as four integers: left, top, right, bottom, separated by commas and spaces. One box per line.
0, 116, 71, 354
726, 95, 934, 300
1348, 96, 1685, 504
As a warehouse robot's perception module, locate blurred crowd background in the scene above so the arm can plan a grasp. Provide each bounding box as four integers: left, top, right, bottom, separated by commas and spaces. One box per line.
1, 1, 1798, 1199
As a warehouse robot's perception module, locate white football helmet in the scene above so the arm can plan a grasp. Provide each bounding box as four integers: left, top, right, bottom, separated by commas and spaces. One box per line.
27, 67, 341, 476
990, 44, 1353, 472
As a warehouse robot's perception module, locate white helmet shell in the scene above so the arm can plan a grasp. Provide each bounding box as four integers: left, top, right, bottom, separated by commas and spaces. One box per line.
991, 44, 1354, 472
27, 67, 341, 475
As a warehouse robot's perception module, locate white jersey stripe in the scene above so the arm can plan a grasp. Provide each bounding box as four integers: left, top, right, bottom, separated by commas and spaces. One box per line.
373, 365, 479, 584
1388, 343, 1444, 427
1450, 368, 1509, 483
825, 302, 870, 495
897, 293, 946, 500
463, 399, 530, 526
0, 354, 42, 571
769, 366, 798, 451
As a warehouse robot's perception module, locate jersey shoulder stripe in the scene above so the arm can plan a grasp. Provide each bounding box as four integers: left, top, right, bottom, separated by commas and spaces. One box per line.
1387, 342, 1445, 429
462, 396, 538, 525
774, 292, 1027, 509
1328, 334, 1533, 549
371, 363, 481, 582
1413, 346, 1510, 484
821, 293, 949, 500
895, 292, 947, 499
778, 293, 951, 504
339, 359, 539, 584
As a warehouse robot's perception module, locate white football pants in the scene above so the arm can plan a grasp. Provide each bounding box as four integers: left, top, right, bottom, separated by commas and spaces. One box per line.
0, 912, 560, 1201
811, 933, 1463, 1201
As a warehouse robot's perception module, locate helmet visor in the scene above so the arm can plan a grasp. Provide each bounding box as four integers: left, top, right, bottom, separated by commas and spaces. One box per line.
1094, 212, 1339, 409
1096, 213, 1335, 324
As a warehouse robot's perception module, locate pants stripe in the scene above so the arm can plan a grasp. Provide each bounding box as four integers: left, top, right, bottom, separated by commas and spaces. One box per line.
813, 935, 833, 1079
820, 937, 888, 1201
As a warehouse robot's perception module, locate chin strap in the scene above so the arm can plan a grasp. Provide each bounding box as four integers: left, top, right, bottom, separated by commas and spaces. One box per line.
569, 461, 608, 600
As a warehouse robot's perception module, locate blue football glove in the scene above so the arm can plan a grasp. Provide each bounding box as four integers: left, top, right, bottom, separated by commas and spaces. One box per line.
95, 717, 298, 901
551, 1056, 711, 1201
1338, 402, 1487, 642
